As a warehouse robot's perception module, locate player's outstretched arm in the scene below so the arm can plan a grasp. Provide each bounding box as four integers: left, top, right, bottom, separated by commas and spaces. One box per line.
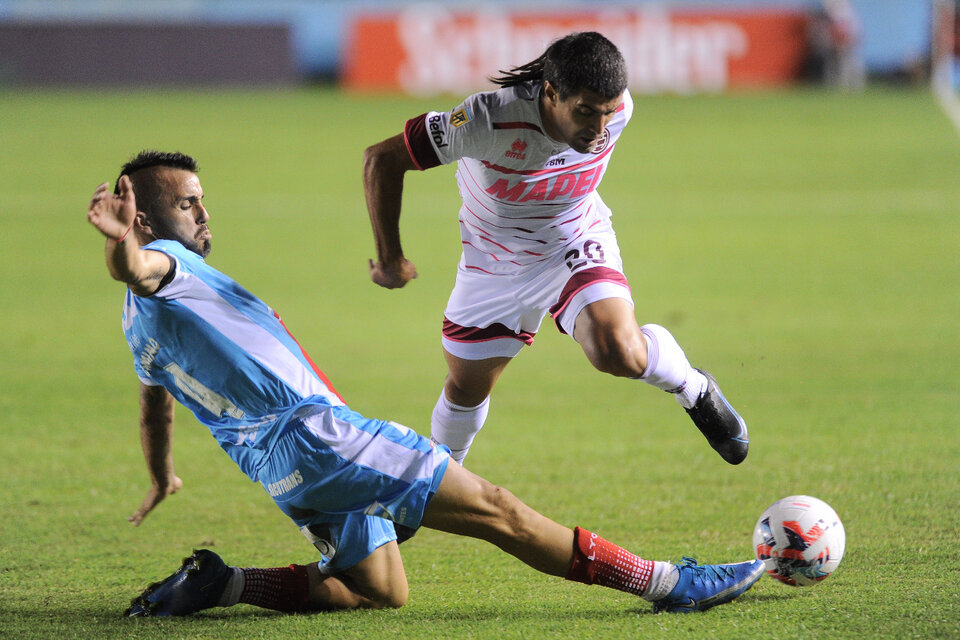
86, 176, 171, 297
363, 134, 419, 289
128, 383, 182, 526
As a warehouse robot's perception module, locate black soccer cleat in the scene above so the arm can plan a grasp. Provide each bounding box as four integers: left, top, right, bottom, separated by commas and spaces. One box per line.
125, 549, 231, 617
685, 369, 749, 465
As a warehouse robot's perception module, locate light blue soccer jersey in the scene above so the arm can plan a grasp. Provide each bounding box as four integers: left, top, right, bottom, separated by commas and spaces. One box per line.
122, 239, 345, 477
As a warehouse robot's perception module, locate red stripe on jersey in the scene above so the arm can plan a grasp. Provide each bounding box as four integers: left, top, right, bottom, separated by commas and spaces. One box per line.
549, 267, 631, 334
461, 206, 534, 234
481, 143, 615, 177
477, 235, 514, 253
492, 121, 544, 134
272, 310, 346, 403
404, 113, 441, 170
463, 264, 500, 275
462, 241, 523, 266
443, 317, 536, 345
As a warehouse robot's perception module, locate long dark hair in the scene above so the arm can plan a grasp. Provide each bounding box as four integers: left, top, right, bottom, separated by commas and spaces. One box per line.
489, 31, 627, 99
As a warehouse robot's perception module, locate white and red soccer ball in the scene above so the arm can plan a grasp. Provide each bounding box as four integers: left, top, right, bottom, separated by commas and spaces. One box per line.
753, 495, 845, 586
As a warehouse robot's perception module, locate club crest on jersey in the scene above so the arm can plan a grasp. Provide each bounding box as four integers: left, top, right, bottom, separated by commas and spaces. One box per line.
505, 138, 527, 160
591, 128, 611, 154
450, 107, 472, 128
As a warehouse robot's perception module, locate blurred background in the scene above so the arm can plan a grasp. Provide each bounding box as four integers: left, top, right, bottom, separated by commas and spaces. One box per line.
2, 4, 959, 639
0, 0, 956, 96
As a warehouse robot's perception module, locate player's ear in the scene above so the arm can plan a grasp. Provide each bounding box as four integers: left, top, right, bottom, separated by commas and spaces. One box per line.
135, 212, 153, 238
543, 81, 559, 105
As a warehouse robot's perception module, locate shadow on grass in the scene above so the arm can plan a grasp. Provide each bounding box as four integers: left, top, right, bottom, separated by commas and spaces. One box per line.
0, 602, 285, 639
0, 589, 791, 637
746, 590, 804, 603
1, 602, 634, 625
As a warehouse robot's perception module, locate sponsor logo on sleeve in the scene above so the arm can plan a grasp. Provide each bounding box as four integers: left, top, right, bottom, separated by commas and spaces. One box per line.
428, 113, 448, 148
450, 107, 472, 127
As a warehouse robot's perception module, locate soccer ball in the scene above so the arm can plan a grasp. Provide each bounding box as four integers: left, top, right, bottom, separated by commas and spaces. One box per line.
753, 495, 845, 586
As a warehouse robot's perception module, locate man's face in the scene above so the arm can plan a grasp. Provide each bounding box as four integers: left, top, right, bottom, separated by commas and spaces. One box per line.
541, 82, 623, 154
142, 168, 211, 258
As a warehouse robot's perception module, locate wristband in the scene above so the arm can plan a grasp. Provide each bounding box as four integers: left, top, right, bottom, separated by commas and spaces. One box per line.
117, 223, 134, 243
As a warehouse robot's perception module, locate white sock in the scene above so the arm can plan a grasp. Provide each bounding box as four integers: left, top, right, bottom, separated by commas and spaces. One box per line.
641, 562, 680, 602
430, 394, 490, 465
639, 324, 706, 410
217, 567, 244, 607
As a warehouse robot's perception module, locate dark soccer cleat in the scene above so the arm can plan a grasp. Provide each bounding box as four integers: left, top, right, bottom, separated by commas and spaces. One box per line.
125, 549, 231, 617
653, 557, 764, 613
685, 369, 749, 465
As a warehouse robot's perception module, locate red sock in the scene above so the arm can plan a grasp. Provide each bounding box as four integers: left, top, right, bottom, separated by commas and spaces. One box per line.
239, 565, 311, 612
565, 527, 654, 597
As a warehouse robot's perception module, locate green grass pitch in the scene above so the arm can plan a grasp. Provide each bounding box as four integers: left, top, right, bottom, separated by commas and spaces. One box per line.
1, 86, 958, 639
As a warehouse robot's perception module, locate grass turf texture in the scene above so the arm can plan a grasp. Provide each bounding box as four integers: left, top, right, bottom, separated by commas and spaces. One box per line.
1, 86, 958, 639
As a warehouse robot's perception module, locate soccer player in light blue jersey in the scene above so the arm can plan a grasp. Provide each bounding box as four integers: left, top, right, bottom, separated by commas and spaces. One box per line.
88, 150, 762, 616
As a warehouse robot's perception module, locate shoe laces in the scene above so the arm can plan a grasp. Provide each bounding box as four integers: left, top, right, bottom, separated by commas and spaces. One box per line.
679, 557, 736, 582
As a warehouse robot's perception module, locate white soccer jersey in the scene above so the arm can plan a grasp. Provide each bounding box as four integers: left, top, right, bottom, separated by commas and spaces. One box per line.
404, 80, 633, 273
122, 239, 345, 477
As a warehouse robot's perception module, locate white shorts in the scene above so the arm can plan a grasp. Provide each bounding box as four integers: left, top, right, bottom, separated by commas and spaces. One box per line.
441, 218, 633, 360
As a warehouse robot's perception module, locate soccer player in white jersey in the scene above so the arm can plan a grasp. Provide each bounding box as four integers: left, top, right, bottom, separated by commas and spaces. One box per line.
363, 32, 749, 467
88, 150, 762, 616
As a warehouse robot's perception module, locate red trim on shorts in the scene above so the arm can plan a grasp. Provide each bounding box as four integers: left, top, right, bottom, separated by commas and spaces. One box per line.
404, 113, 441, 170
549, 266, 630, 335
442, 317, 535, 345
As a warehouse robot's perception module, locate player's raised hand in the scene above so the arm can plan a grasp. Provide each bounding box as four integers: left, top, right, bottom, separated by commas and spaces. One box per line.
369, 257, 418, 289
128, 475, 183, 526
87, 175, 137, 241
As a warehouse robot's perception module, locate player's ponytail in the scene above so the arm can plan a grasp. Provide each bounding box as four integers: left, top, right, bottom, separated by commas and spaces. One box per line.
488, 54, 547, 88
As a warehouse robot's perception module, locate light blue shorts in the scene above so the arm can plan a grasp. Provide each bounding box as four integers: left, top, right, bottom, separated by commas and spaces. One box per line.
256, 404, 450, 574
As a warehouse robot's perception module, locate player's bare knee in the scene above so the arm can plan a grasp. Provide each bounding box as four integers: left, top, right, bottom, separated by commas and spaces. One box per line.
355, 576, 408, 609
485, 483, 538, 544
371, 583, 408, 609
585, 327, 646, 377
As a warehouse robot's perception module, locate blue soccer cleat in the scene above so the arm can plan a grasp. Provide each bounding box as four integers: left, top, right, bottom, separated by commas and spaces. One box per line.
125, 549, 231, 617
653, 557, 764, 613
685, 369, 750, 465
